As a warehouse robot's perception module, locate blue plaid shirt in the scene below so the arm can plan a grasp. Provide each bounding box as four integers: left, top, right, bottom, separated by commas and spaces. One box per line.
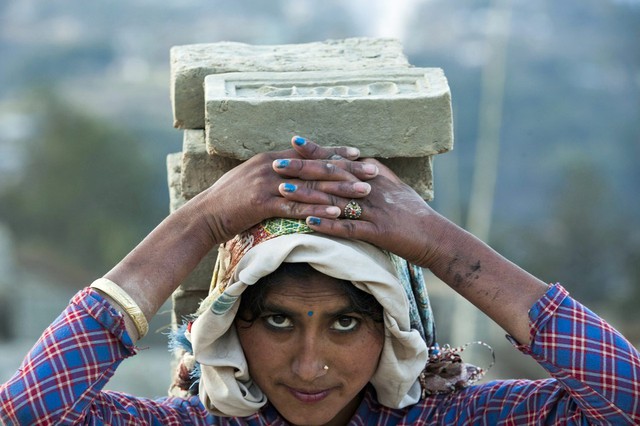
1, 284, 639, 425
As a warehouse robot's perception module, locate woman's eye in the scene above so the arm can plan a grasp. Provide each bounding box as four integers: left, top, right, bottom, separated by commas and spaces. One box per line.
332, 316, 359, 332
264, 314, 293, 329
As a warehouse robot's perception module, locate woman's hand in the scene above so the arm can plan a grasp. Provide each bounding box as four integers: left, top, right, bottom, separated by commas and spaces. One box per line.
193, 136, 380, 245
273, 156, 445, 267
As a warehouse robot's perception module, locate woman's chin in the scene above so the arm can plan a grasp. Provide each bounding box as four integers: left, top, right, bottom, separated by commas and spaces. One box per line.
273, 388, 362, 426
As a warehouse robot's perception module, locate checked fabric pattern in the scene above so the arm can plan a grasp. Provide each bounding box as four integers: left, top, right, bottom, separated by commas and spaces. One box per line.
1, 284, 639, 425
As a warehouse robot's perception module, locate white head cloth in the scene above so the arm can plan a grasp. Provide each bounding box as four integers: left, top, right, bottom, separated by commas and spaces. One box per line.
189, 233, 428, 417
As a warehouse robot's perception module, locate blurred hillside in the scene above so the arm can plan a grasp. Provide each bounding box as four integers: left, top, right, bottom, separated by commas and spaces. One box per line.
0, 0, 639, 394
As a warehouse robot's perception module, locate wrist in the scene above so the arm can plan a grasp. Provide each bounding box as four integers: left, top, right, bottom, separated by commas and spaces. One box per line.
91, 278, 149, 341
187, 186, 243, 246
415, 212, 468, 270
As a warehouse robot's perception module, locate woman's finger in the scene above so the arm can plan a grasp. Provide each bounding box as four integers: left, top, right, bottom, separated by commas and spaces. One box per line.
272, 200, 342, 220
278, 180, 371, 202
290, 135, 361, 161
273, 158, 378, 182
304, 216, 378, 241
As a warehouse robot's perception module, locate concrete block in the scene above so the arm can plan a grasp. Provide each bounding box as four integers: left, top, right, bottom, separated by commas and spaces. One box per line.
172, 289, 208, 323
178, 247, 218, 293
181, 130, 242, 199
171, 38, 410, 129
379, 156, 434, 201
204, 68, 453, 160
166, 152, 187, 213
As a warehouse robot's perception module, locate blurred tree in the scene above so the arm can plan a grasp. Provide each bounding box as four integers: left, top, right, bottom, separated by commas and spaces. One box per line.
12, 42, 115, 87
494, 159, 633, 310
0, 91, 164, 282
621, 234, 640, 341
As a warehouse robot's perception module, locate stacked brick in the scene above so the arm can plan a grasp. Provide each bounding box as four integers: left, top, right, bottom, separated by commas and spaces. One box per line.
167, 38, 454, 325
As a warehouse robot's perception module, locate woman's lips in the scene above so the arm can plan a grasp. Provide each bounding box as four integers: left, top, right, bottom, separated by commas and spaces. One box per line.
287, 386, 332, 403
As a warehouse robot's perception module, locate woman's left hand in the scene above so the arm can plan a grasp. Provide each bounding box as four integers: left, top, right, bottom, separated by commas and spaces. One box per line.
274, 155, 446, 267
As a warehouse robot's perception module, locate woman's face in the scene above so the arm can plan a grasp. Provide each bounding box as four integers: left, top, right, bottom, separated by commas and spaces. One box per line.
236, 270, 384, 426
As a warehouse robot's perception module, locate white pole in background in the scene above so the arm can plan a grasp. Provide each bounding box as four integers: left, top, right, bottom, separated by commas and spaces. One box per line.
451, 0, 513, 346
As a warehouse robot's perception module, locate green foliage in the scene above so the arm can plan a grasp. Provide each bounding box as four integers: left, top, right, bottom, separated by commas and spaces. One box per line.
0, 91, 164, 279
494, 159, 640, 313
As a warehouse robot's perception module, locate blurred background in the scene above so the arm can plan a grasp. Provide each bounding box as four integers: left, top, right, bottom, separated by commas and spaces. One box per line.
0, 0, 639, 398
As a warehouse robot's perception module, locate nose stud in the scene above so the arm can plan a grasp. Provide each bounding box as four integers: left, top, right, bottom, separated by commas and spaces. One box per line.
323, 365, 329, 371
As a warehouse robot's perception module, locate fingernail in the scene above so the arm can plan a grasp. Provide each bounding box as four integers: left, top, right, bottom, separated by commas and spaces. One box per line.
354, 182, 371, 194
346, 147, 360, 157
307, 217, 322, 225
282, 183, 296, 193
326, 206, 341, 216
275, 159, 290, 168
294, 136, 306, 146
362, 163, 378, 175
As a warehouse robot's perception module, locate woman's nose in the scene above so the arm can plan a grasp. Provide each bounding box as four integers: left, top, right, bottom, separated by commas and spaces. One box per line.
291, 336, 328, 382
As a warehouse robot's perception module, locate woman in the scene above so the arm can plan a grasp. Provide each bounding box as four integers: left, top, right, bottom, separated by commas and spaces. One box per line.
177, 217, 437, 424
1, 136, 639, 425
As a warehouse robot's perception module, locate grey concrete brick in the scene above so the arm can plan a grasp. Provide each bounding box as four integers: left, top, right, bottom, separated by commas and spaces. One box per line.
171, 247, 218, 323
177, 247, 218, 293
171, 38, 410, 129
379, 156, 434, 201
204, 69, 452, 160
166, 152, 187, 213
181, 130, 242, 199
171, 289, 208, 323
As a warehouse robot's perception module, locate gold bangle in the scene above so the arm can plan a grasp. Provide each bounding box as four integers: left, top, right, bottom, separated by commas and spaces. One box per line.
90, 278, 149, 339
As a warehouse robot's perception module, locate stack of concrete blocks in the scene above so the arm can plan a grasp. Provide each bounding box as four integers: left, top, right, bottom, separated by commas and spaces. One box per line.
167, 38, 453, 326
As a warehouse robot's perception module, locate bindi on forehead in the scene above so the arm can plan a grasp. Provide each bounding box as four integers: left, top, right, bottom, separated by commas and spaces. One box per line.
307, 311, 314, 317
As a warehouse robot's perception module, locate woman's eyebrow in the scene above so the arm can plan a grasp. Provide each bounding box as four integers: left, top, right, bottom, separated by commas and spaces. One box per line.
261, 303, 297, 317
325, 306, 358, 317
262, 302, 355, 318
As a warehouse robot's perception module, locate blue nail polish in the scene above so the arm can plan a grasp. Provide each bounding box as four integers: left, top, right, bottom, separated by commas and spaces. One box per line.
294, 136, 306, 146
308, 217, 321, 225
283, 183, 296, 192
276, 159, 290, 168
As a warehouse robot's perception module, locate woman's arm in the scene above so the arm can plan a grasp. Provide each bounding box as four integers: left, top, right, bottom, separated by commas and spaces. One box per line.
413, 212, 548, 346
0, 288, 215, 425
405, 284, 640, 425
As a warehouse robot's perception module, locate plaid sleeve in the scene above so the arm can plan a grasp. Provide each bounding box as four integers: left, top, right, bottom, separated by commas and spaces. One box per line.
357, 284, 640, 425
0, 288, 213, 426
510, 283, 640, 425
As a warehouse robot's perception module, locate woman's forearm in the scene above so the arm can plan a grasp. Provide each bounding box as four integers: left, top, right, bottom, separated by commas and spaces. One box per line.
104, 195, 217, 330
425, 214, 548, 345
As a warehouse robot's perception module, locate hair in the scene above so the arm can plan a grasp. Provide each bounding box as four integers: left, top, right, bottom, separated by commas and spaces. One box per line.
237, 262, 384, 324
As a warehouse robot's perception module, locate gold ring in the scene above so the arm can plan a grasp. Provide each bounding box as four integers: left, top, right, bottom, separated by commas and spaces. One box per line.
343, 200, 362, 220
